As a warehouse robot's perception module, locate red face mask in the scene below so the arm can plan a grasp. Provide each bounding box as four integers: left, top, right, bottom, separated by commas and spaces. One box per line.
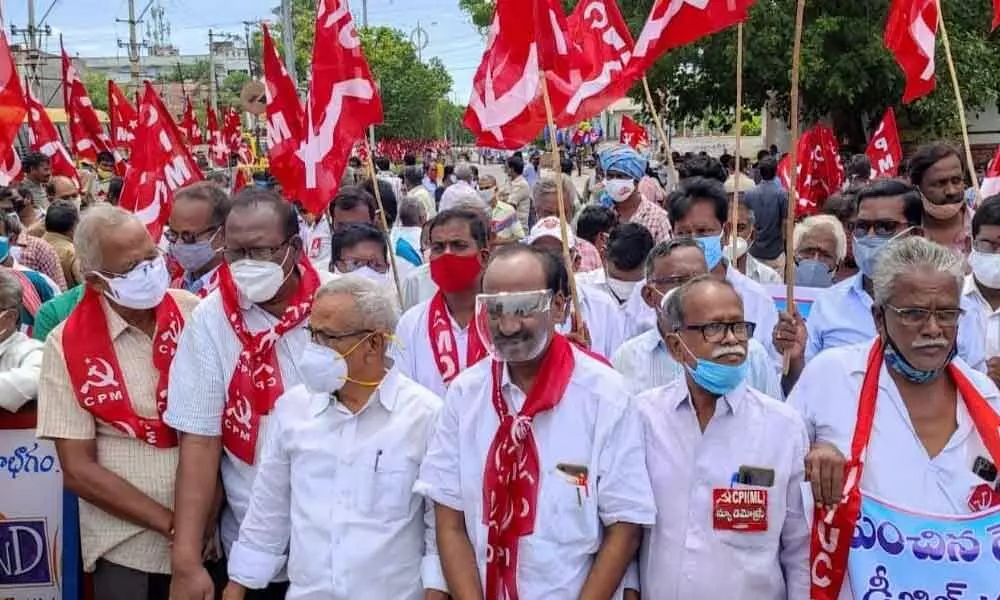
430, 252, 483, 294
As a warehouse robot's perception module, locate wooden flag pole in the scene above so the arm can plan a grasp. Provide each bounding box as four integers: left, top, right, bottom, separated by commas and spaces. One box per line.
641, 76, 677, 182
364, 143, 405, 307
538, 73, 584, 329
937, 5, 981, 204
782, 0, 807, 374
728, 23, 745, 261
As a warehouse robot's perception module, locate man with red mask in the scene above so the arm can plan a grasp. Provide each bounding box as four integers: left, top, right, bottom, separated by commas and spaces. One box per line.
393, 207, 489, 398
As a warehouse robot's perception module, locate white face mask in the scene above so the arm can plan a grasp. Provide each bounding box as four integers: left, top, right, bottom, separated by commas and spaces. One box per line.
97, 255, 170, 310
604, 179, 636, 203
230, 250, 291, 304
727, 235, 752, 260
969, 250, 1000, 289
335, 266, 389, 284
298, 341, 348, 394
606, 276, 638, 304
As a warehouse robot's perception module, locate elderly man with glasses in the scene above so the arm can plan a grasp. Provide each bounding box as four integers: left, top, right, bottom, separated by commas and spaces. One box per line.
789, 214, 848, 288
165, 182, 232, 298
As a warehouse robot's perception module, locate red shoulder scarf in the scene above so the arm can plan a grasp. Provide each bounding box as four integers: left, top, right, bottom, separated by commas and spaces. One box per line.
810, 338, 1000, 599
482, 334, 575, 600
428, 291, 487, 386
62, 287, 183, 448
217, 258, 320, 464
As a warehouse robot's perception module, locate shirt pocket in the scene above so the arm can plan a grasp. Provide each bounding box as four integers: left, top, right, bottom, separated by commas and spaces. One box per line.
716, 484, 778, 550
363, 456, 419, 521
540, 468, 598, 545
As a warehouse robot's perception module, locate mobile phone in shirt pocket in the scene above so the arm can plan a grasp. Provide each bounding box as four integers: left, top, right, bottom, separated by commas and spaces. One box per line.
365, 455, 418, 519
541, 464, 597, 544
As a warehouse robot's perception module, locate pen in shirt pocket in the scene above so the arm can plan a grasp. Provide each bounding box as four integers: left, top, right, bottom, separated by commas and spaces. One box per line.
374, 449, 383, 472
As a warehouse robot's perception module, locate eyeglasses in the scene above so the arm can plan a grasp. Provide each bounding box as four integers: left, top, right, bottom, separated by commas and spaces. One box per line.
336, 258, 389, 273
680, 321, 756, 343
848, 220, 910, 239
164, 225, 221, 245
223, 237, 293, 262
307, 327, 373, 347
883, 305, 964, 328
648, 274, 696, 288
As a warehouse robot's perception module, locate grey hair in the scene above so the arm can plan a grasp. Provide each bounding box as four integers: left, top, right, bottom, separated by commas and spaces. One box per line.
739, 200, 756, 227
644, 238, 704, 279
398, 197, 426, 227
0, 271, 23, 311
480, 174, 497, 187
872, 236, 964, 306
532, 174, 576, 207
314, 275, 400, 331
662, 274, 740, 331
794, 214, 847, 262
74, 205, 143, 272
454, 163, 474, 183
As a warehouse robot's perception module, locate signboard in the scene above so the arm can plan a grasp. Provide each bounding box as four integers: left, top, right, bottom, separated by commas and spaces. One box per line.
0, 430, 62, 600
762, 284, 824, 320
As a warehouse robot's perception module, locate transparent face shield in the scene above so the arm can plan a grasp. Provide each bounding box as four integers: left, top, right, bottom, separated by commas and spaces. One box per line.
474, 289, 556, 363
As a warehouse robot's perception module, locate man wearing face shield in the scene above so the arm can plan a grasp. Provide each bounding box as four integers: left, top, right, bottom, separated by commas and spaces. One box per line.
788, 237, 1000, 599
629, 275, 809, 599
774, 180, 985, 392
417, 244, 656, 600
165, 182, 230, 298
614, 239, 780, 398
35, 205, 199, 597
166, 189, 329, 600
910, 142, 972, 254
223, 276, 445, 600
600, 144, 672, 243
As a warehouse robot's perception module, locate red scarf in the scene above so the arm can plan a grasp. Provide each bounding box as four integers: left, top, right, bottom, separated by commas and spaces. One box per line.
218, 258, 320, 464
62, 287, 183, 448
428, 291, 487, 386
1, 268, 41, 316
482, 334, 575, 600
810, 338, 1000, 599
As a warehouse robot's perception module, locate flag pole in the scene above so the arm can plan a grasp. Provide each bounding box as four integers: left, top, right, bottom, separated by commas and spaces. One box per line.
538, 72, 585, 336
936, 4, 980, 205
364, 142, 405, 307
728, 23, 745, 261
782, 0, 807, 374
640, 76, 677, 184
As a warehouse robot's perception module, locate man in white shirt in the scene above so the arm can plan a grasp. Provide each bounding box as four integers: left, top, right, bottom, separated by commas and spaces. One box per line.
614, 239, 781, 398
405, 165, 437, 220
666, 177, 781, 359
391, 197, 427, 274
577, 223, 655, 306
789, 237, 1000, 600
724, 199, 783, 285
0, 271, 42, 413
303, 211, 332, 274
223, 276, 444, 600
633, 275, 809, 599
418, 244, 656, 599
964, 196, 1000, 385
375, 155, 405, 207
167, 189, 327, 600
165, 182, 229, 297
439, 163, 481, 212
394, 207, 490, 397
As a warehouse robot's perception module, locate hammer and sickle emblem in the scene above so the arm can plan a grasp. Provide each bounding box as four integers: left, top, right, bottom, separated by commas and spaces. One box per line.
80, 358, 118, 395
226, 395, 254, 428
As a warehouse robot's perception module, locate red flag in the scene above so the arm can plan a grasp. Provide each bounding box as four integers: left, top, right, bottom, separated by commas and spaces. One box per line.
619, 114, 649, 149
782, 124, 844, 217
0, 29, 25, 185
206, 103, 228, 167
298, 0, 383, 214
181, 96, 203, 145
981, 146, 1000, 199
994, 0, 1000, 31
233, 164, 252, 194
865, 108, 902, 178
885, 0, 938, 104
628, 0, 756, 79
25, 84, 78, 185
223, 107, 242, 153
261, 21, 306, 202
61, 47, 113, 162
107, 80, 137, 150
119, 82, 202, 238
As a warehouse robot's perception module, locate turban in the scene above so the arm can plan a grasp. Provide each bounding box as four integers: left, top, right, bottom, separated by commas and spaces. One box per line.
599, 144, 647, 181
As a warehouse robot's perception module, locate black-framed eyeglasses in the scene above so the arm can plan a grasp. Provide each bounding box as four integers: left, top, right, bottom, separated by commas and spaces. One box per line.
307, 327, 373, 347
680, 321, 756, 343
223, 237, 293, 263
164, 225, 222, 245
884, 305, 964, 328
335, 258, 389, 273
848, 220, 909, 239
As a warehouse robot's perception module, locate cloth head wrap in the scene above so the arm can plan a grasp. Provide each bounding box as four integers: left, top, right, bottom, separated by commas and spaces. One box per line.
599, 144, 647, 181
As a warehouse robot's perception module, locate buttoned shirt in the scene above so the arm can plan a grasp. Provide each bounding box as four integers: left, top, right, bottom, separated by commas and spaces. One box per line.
400, 263, 436, 312
0, 331, 43, 413
41, 231, 81, 288
36, 290, 200, 573
963, 273, 1000, 357
805, 273, 986, 370
635, 380, 809, 599
393, 297, 477, 398
788, 343, 1000, 600
612, 329, 782, 399
744, 254, 783, 285
504, 175, 532, 232
165, 288, 316, 558
416, 347, 657, 599
726, 265, 781, 361
622, 199, 671, 244
228, 371, 443, 599
17, 233, 67, 291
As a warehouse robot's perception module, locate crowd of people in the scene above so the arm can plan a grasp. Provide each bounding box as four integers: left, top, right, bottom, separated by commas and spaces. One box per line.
3, 135, 998, 600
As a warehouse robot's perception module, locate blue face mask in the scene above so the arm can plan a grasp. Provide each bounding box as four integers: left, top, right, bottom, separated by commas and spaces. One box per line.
0, 236, 9, 263
853, 236, 887, 278
882, 332, 956, 384
694, 233, 725, 270
678, 339, 748, 396
795, 259, 834, 288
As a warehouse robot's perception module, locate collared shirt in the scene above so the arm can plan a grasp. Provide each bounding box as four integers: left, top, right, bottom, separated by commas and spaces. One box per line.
391, 227, 424, 268
306, 216, 332, 274
963, 273, 1000, 357
36, 290, 200, 573
17, 233, 67, 291
393, 297, 477, 398
407, 186, 437, 220
32, 284, 84, 342
638, 176, 667, 208
416, 346, 657, 600
576, 238, 603, 273
401, 263, 437, 312
177, 265, 221, 297
164, 288, 316, 558
622, 199, 671, 244
41, 231, 81, 288
744, 183, 788, 261
727, 266, 781, 360
744, 254, 783, 285
559, 283, 628, 359
227, 371, 443, 599
612, 329, 782, 399
0, 331, 43, 413
504, 175, 532, 232
636, 380, 810, 599
439, 180, 481, 212
805, 273, 986, 370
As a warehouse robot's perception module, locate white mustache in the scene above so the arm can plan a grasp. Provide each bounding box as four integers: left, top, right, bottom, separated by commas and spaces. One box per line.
912, 338, 949, 349
711, 345, 747, 359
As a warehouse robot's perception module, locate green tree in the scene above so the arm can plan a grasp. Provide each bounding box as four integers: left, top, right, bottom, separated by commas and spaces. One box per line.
218, 71, 251, 110
80, 69, 109, 112
158, 60, 212, 84
459, 0, 1000, 149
